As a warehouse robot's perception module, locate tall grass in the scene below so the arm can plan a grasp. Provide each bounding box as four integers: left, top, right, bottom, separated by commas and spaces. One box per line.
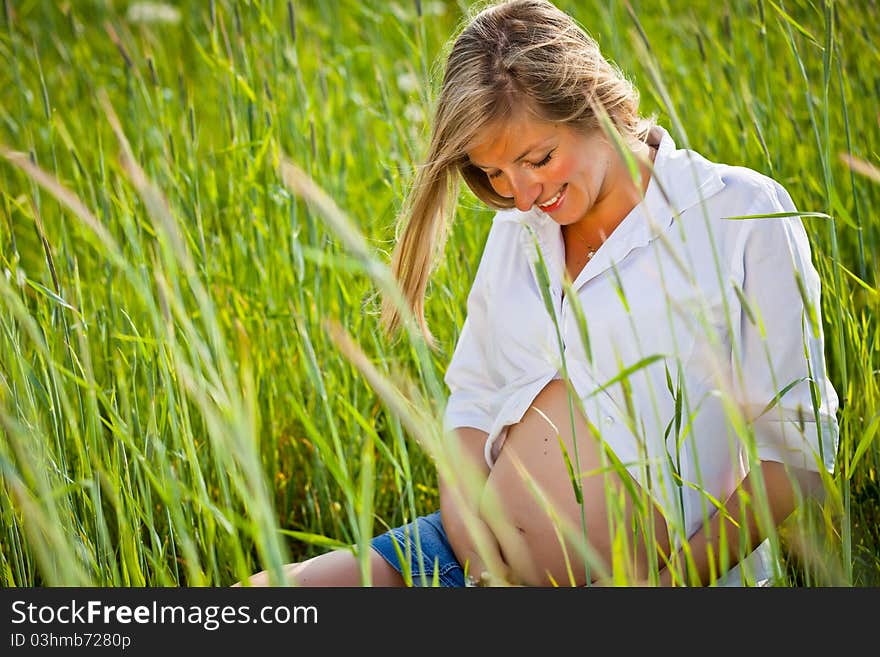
0, 0, 876, 586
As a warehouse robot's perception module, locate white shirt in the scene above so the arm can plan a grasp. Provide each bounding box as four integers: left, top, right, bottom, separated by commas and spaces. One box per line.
442, 126, 839, 585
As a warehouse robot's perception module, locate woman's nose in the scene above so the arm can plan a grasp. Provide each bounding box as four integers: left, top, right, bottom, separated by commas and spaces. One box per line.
502, 173, 541, 211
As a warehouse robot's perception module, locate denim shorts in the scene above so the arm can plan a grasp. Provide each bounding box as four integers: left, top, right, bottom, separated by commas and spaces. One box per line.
370, 510, 466, 587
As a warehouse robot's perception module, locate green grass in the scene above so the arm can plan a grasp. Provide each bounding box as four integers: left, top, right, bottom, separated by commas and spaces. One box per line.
0, 0, 877, 586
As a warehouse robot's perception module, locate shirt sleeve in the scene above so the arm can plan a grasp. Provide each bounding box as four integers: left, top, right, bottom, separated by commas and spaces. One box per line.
442, 239, 500, 436
730, 180, 839, 474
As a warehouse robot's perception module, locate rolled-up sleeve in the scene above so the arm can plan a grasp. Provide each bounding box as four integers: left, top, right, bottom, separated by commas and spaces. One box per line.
731, 181, 839, 474
442, 244, 500, 435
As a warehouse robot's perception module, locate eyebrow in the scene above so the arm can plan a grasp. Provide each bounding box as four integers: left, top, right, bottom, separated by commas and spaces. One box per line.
468, 140, 551, 170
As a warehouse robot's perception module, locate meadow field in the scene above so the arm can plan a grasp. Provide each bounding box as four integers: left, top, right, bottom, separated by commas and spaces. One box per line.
0, 0, 877, 587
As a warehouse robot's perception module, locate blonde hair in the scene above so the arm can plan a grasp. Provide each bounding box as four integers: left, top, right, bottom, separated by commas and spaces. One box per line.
380, 0, 652, 347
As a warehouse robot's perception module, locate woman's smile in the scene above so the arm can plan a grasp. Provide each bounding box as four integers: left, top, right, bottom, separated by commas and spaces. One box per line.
537, 183, 567, 212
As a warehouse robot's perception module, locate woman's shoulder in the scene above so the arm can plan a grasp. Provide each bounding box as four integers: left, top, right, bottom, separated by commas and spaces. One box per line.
465, 207, 545, 289
712, 163, 795, 215
653, 129, 794, 225
698, 161, 816, 277
665, 140, 792, 213
465, 208, 529, 286
665, 147, 807, 269
704, 164, 803, 252
674, 152, 799, 241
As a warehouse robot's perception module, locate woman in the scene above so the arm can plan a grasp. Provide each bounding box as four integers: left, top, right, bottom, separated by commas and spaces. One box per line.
239, 0, 838, 587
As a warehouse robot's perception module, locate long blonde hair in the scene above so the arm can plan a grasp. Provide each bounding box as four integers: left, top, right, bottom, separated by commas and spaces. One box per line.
380, 0, 652, 347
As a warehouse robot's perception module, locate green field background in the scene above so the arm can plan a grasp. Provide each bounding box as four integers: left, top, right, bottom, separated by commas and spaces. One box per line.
0, 0, 877, 586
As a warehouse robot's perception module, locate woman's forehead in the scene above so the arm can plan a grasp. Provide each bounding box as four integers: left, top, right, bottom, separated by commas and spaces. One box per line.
465, 117, 559, 166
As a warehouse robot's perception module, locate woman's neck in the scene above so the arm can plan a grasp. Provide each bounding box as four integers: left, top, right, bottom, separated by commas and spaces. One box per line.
572, 140, 655, 245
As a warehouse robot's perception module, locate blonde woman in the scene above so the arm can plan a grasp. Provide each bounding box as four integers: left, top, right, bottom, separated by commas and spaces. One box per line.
239, 0, 838, 587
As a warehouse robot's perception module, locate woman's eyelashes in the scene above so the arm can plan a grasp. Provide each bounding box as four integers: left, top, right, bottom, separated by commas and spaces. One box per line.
486, 149, 556, 180
529, 149, 555, 169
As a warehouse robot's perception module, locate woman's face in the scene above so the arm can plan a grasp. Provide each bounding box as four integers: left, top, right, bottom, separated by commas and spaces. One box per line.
465, 115, 620, 227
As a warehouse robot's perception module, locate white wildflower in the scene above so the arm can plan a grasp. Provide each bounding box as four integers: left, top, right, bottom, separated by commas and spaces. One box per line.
126, 2, 181, 25
404, 102, 424, 124
397, 71, 419, 94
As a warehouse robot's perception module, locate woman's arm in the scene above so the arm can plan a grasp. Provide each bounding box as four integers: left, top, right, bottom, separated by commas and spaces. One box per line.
663, 179, 838, 587
438, 427, 510, 585
658, 460, 824, 586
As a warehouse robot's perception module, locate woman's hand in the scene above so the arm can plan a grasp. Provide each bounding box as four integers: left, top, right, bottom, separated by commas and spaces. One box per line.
655, 461, 823, 586
439, 427, 510, 583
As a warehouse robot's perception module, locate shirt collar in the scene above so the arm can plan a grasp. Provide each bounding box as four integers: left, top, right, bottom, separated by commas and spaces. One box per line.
647, 125, 727, 231
582, 125, 728, 248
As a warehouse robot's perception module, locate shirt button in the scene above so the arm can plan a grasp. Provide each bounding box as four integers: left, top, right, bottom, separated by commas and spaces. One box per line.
604, 415, 615, 425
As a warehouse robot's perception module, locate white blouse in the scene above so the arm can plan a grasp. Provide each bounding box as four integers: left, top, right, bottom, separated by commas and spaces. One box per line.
442, 126, 839, 582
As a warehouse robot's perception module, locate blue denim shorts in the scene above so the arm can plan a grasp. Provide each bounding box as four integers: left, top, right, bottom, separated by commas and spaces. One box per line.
370, 510, 466, 587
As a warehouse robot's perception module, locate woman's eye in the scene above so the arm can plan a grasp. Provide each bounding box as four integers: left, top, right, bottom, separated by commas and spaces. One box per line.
485, 148, 554, 180
531, 150, 554, 168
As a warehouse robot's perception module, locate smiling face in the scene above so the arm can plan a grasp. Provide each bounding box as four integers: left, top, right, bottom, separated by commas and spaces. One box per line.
465, 114, 622, 228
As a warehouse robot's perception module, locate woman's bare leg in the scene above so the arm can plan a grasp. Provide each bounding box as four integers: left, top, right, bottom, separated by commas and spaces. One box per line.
234, 547, 406, 587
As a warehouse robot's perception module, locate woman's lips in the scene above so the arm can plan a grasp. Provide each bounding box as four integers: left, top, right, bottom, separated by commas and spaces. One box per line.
537, 184, 567, 212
